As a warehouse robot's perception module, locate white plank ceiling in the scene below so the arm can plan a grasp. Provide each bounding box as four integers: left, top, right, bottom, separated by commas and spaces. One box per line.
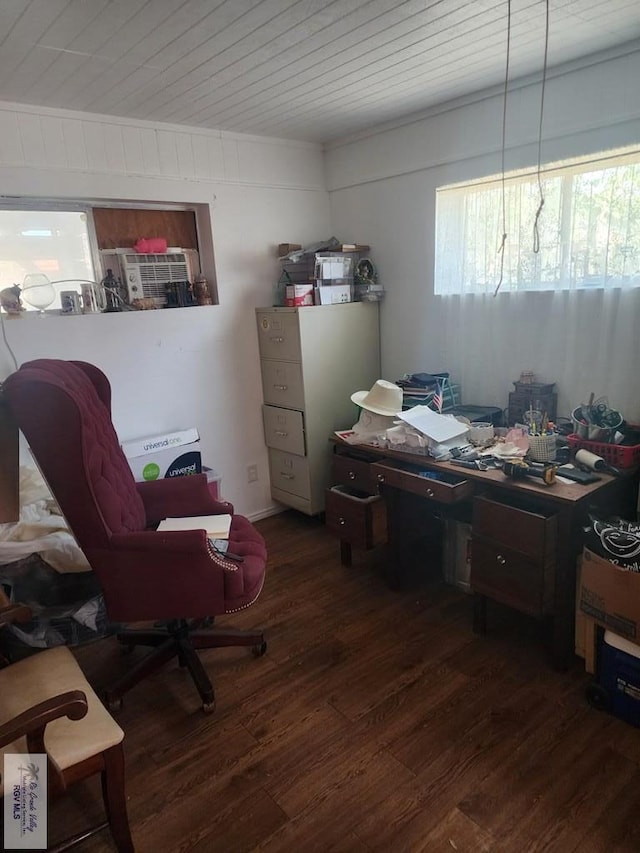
0, 0, 638, 144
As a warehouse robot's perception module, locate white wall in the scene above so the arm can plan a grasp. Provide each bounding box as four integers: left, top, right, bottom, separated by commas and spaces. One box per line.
326, 45, 640, 423
0, 101, 330, 519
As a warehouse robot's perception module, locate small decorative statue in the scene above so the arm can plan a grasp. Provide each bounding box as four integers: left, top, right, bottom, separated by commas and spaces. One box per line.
355, 258, 377, 285
0, 285, 24, 315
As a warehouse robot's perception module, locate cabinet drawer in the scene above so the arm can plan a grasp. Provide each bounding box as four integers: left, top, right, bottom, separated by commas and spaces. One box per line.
268, 449, 311, 500
261, 360, 304, 409
256, 311, 302, 361
473, 495, 557, 561
325, 486, 387, 549
332, 454, 378, 493
371, 461, 473, 504
470, 535, 554, 616
262, 405, 305, 455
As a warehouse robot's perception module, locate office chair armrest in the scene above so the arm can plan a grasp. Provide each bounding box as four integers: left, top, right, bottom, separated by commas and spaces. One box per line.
136, 474, 234, 525
110, 528, 213, 554
0, 689, 88, 750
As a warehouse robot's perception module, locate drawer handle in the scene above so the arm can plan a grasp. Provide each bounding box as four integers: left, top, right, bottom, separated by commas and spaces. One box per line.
280, 473, 294, 480
425, 488, 434, 498
377, 473, 385, 482
348, 471, 357, 480
270, 336, 284, 343
273, 384, 288, 391
339, 517, 346, 526
275, 430, 288, 437
496, 554, 506, 565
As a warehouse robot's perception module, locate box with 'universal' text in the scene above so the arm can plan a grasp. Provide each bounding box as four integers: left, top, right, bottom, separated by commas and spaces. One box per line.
121, 428, 202, 482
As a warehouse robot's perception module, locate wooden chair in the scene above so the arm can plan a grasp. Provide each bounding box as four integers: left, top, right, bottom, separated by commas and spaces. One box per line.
0, 592, 134, 852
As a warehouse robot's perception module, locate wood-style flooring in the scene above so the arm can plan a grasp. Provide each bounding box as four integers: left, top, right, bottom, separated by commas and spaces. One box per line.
51, 510, 640, 853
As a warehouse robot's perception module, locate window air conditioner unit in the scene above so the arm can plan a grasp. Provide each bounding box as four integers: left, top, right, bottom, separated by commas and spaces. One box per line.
120, 253, 192, 306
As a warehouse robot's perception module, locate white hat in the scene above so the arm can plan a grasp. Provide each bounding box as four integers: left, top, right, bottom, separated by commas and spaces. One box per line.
351, 379, 403, 416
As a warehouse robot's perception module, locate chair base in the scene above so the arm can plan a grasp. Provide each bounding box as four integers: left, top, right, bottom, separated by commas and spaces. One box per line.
105, 620, 266, 713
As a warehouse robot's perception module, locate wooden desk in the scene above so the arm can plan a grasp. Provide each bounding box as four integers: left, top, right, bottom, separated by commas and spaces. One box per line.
328, 439, 638, 669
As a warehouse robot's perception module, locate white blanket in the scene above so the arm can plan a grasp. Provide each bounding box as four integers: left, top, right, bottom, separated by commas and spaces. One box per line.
0, 467, 90, 573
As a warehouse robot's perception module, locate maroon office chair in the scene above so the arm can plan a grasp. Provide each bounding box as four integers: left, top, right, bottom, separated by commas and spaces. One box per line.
2, 359, 267, 714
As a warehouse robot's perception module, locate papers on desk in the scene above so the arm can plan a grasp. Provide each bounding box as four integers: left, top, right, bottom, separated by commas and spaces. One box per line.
156, 514, 232, 539
397, 406, 469, 444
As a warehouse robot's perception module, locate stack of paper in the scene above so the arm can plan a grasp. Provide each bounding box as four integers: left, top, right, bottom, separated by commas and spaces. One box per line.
156, 514, 232, 539
397, 406, 469, 443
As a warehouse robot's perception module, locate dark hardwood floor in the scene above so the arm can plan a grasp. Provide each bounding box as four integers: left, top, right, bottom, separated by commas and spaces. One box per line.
51, 510, 640, 853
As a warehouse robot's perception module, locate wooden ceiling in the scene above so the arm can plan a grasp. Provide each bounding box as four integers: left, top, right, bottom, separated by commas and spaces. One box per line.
0, 0, 638, 144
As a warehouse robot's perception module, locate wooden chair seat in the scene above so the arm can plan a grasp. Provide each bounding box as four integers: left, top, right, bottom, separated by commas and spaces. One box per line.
0, 646, 124, 789
0, 642, 134, 851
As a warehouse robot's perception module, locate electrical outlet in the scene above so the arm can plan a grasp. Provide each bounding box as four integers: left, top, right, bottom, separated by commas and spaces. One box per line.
247, 464, 258, 483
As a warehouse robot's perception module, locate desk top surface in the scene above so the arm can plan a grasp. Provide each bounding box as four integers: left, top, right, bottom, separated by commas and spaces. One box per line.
332, 437, 624, 507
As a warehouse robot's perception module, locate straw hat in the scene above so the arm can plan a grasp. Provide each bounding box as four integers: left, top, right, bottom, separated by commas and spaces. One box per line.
351, 380, 403, 416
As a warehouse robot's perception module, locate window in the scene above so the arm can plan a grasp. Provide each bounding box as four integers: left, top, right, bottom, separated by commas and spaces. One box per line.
435, 149, 640, 295
0, 207, 96, 310
0, 200, 216, 312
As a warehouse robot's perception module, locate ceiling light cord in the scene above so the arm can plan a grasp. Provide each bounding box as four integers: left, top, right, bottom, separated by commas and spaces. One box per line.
533, 0, 550, 255
493, 0, 512, 298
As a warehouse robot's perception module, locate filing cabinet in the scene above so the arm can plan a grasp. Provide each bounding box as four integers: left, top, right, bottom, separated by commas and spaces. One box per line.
256, 304, 380, 515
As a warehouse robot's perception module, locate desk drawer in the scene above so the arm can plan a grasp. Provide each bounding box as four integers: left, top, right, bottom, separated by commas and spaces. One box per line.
261, 360, 304, 410
325, 485, 387, 549
256, 311, 302, 361
473, 495, 557, 561
332, 454, 378, 493
471, 535, 554, 616
371, 461, 473, 504
262, 405, 305, 455
268, 449, 311, 500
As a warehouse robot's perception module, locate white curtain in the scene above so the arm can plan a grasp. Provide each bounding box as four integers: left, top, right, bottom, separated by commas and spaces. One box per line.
438, 286, 640, 424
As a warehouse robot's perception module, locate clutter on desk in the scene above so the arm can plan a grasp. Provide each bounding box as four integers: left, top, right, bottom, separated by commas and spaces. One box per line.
397, 372, 460, 411
508, 372, 557, 425
274, 237, 383, 306
351, 379, 402, 416
467, 422, 494, 447
349, 381, 404, 445
568, 393, 640, 469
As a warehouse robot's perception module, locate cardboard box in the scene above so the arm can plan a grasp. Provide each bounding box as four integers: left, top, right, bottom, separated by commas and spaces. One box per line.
285, 284, 313, 306
122, 428, 202, 482
317, 283, 352, 304
575, 556, 597, 673
578, 548, 640, 642
203, 466, 222, 500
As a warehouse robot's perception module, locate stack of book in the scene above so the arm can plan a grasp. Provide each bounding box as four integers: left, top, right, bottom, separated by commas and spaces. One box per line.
396, 374, 461, 411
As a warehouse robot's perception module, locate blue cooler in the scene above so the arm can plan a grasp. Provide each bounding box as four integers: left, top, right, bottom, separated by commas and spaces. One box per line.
598, 631, 640, 727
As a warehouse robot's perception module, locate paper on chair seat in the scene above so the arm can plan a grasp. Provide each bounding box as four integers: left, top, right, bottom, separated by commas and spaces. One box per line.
157, 514, 232, 539
397, 406, 469, 444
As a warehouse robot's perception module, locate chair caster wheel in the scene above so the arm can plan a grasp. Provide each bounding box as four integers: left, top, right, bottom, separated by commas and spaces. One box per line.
586, 681, 611, 712
202, 700, 216, 714
253, 640, 267, 657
